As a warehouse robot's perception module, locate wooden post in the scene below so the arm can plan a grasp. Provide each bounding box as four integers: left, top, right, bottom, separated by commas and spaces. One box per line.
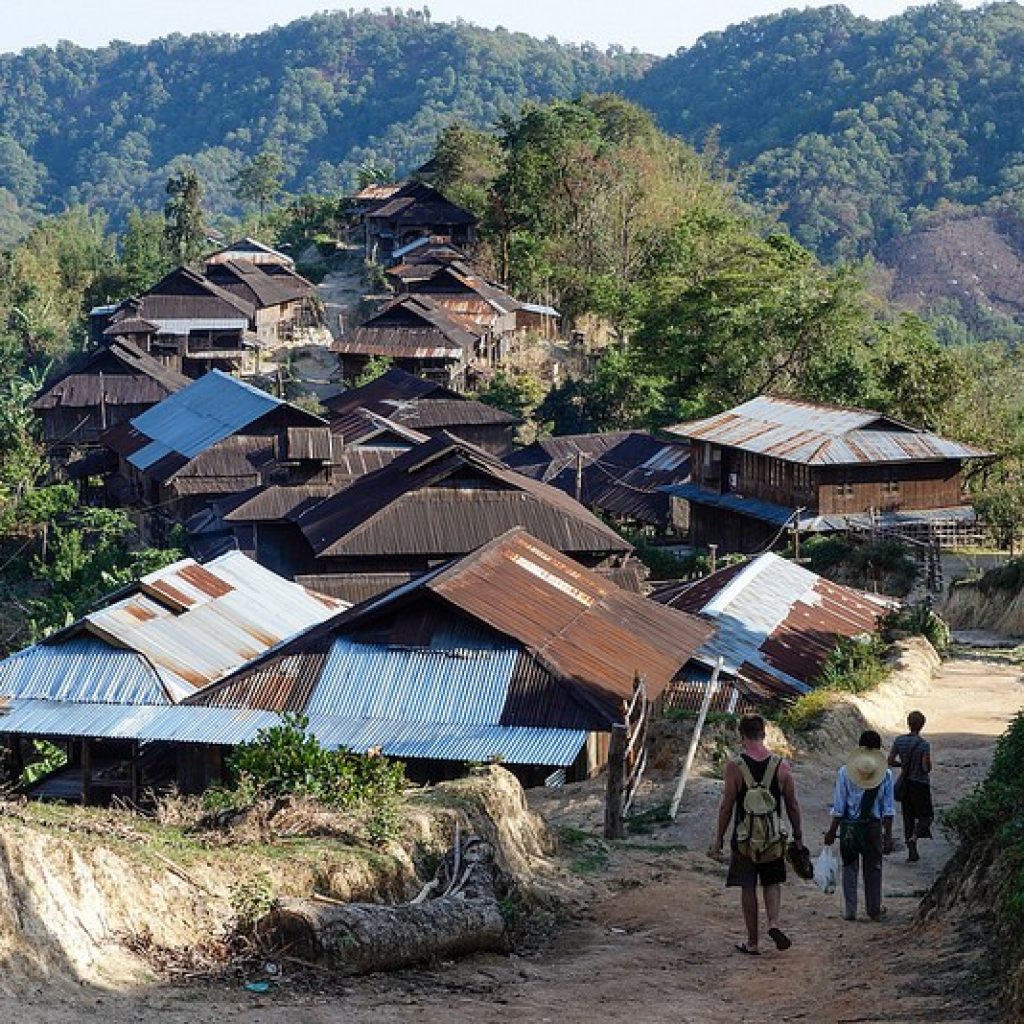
603, 723, 628, 840
130, 740, 140, 807
668, 657, 723, 821
708, 544, 718, 574
81, 738, 92, 806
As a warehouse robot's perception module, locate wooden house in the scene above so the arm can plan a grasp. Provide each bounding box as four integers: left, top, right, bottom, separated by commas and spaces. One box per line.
332, 294, 484, 390
104, 267, 259, 377
360, 180, 477, 264
180, 529, 715, 786
218, 433, 638, 603
324, 366, 520, 456
32, 338, 190, 456
665, 396, 993, 552
101, 370, 333, 539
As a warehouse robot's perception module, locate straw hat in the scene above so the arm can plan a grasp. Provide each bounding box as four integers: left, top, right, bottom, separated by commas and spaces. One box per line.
846, 746, 888, 790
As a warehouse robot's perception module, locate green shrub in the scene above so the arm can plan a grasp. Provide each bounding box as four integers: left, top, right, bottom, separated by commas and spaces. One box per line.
224, 713, 405, 810
777, 687, 838, 733
816, 634, 888, 693
881, 603, 950, 653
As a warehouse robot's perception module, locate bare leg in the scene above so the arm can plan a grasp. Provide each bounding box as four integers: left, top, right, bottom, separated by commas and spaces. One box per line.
763, 883, 781, 931
741, 886, 759, 949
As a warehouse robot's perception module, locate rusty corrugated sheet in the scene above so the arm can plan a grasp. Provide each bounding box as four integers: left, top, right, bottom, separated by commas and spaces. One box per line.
654, 552, 891, 698
426, 529, 715, 710
285, 426, 334, 462
668, 396, 992, 465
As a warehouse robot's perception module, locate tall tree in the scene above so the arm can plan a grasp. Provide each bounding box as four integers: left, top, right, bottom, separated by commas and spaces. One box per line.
120, 209, 172, 295
231, 148, 287, 227
164, 165, 206, 266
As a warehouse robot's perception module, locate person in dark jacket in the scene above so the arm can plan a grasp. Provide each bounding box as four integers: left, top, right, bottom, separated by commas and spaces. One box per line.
888, 710, 933, 862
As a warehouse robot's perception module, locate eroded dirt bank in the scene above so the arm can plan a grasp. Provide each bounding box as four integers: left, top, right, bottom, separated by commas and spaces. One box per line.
0, 650, 1018, 1023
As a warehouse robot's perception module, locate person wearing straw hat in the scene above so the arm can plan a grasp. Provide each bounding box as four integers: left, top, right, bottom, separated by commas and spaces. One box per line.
822, 730, 895, 922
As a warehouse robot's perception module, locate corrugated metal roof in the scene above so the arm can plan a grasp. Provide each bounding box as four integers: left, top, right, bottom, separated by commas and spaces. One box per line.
668, 396, 992, 465
654, 553, 890, 697
295, 434, 632, 559
0, 699, 585, 766
33, 552, 345, 699
126, 371, 283, 470
0, 637, 171, 704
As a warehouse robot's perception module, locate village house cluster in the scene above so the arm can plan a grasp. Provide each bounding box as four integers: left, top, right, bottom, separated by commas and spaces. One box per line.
11, 178, 994, 804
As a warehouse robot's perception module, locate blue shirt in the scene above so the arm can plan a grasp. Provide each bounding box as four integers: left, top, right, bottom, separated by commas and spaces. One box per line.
830, 765, 895, 820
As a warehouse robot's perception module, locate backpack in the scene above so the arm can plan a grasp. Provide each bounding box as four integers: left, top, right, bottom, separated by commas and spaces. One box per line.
839, 783, 881, 859
733, 755, 788, 863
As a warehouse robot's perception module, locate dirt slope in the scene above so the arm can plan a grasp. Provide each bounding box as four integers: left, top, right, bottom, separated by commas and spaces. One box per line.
0, 651, 1019, 1023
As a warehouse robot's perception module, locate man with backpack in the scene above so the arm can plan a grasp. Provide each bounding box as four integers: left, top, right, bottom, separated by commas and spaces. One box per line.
823, 730, 895, 921
709, 714, 803, 955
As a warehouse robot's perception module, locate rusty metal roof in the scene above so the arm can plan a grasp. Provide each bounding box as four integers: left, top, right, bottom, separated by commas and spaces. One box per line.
294, 434, 632, 559
654, 552, 891, 697
38, 552, 345, 700
667, 396, 992, 465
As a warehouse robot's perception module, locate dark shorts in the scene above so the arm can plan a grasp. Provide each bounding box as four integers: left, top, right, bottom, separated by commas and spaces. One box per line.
726, 849, 787, 888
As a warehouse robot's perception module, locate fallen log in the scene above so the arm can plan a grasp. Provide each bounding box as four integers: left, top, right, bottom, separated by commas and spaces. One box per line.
256, 835, 508, 975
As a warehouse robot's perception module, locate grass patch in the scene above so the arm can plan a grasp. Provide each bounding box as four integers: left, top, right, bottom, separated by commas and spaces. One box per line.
557, 826, 609, 874
626, 802, 672, 835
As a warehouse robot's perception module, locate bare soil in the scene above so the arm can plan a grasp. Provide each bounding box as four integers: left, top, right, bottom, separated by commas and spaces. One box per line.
1, 652, 1020, 1023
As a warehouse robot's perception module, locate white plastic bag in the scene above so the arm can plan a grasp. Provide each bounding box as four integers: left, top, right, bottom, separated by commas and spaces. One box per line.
812, 846, 837, 894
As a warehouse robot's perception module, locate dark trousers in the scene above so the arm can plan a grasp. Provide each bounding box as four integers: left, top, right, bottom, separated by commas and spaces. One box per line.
901, 780, 934, 842
841, 820, 883, 919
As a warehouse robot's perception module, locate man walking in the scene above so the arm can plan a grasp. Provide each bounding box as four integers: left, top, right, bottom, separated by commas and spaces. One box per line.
823, 730, 894, 921
710, 714, 803, 955
888, 710, 933, 862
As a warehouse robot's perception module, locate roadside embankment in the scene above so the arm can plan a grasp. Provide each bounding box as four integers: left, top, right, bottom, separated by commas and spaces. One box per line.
0, 765, 554, 993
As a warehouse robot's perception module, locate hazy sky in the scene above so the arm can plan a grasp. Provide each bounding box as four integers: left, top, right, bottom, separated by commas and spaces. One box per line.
0, 1, 989, 57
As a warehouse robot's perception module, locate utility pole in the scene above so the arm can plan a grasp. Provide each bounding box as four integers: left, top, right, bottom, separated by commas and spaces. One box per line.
793, 507, 805, 562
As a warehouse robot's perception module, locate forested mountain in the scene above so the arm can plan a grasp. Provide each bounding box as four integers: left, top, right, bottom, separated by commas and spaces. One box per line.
0, 8, 651, 242
629, 1, 1024, 262
6, 1, 1024, 336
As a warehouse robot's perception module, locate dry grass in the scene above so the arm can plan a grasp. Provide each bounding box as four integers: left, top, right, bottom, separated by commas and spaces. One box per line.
940, 585, 1024, 636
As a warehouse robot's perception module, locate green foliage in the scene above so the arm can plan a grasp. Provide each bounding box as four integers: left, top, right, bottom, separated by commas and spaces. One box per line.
881, 603, 950, 653
19, 739, 67, 787
164, 165, 206, 266
816, 634, 888, 694
231, 148, 287, 226
777, 687, 838, 734
226, 713, 405, 810
349, 355, 393, 388
229, 872, 278, 935
975, 484, 1024, 553
799, 535, 919, 598
473, 370, 542, 420
943, 711, 1024, 935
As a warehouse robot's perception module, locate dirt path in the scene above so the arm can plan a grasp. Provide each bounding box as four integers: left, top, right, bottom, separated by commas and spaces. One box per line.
2, 654, 1020, 1023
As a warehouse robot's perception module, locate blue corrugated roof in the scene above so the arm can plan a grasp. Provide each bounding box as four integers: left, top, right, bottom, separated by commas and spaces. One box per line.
0, 700, 585, 767
128, 370, 281, 469
310, 629, 517, 723
0, 637, 170, 704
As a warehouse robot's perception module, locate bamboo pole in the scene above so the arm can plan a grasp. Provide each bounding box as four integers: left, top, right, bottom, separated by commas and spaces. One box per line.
668, 656, 723, 821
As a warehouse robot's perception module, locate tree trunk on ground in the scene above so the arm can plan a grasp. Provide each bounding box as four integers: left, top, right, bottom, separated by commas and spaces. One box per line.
256, 836, 507, 975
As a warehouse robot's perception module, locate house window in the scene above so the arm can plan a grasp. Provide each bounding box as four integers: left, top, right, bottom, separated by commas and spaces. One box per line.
836, 481, 854, 498
883, 473, 901, 495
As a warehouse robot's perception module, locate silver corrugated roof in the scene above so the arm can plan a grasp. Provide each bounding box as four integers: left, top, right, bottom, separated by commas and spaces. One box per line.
668, 396, 992, 465
25, 552, 345, 699
668, 553, 890, 694
0, 700, 585, 766
309, 628, 518, 723
0, 637, 170, 704
128, 370, 282, 470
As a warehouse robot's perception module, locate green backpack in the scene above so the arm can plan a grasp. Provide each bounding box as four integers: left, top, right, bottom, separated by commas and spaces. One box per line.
734, 755, 788, 863
839, 784, 881, 859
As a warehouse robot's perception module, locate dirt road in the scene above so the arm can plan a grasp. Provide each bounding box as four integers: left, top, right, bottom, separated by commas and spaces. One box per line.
4, 653, 1021, 1023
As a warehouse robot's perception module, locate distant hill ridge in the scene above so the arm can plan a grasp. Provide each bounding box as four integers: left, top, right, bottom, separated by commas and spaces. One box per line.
6, 1, 1024, 338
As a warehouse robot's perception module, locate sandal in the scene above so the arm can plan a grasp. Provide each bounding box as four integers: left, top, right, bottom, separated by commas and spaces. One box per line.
768, 927, 792, 951
734, 942, 761, 955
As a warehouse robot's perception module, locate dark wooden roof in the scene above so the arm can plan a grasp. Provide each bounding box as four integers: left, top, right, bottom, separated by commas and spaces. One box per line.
204, 260, 313, 309
364, 180, 477, 228
33, 339, 190, 411
507, 432, 691, 528
294, 434, 633, 559
333, 295, 479, 359
111, 266, 255, 326
325, 367, 518, 442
